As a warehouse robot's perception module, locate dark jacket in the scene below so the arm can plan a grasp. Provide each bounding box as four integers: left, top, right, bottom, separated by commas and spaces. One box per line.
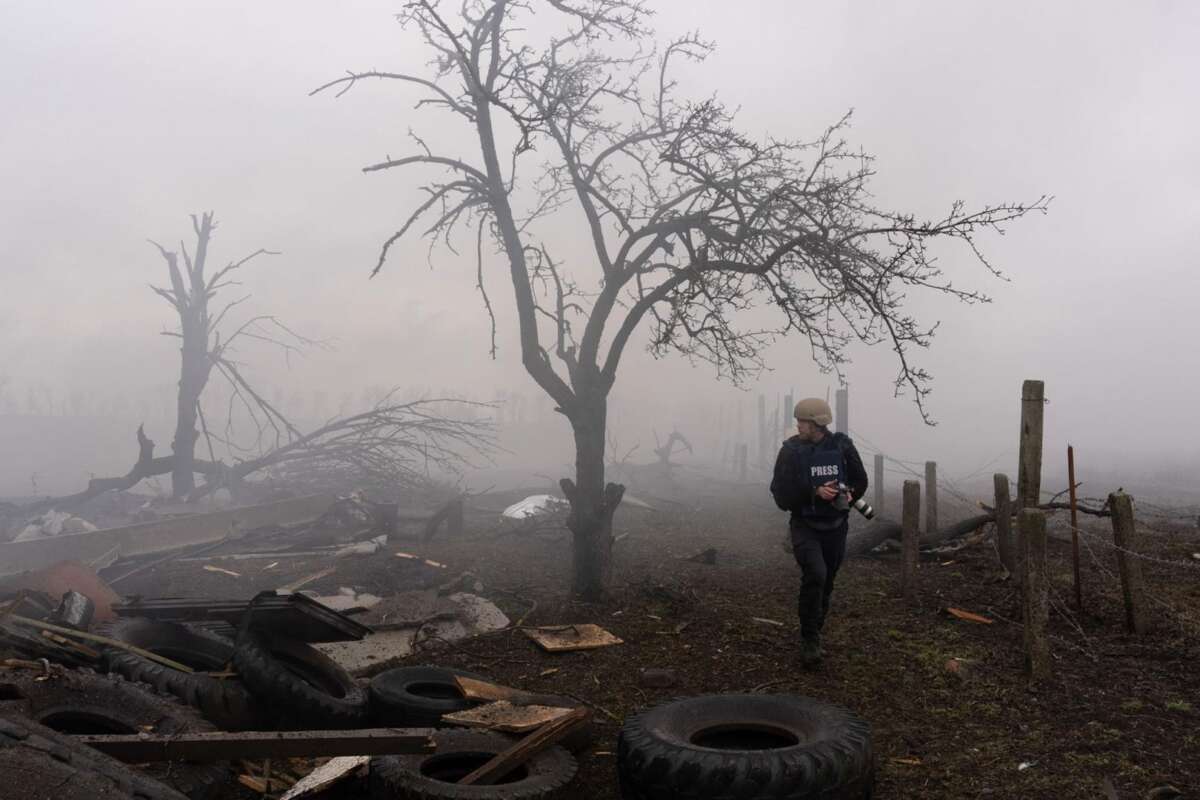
770, 432, 869, 529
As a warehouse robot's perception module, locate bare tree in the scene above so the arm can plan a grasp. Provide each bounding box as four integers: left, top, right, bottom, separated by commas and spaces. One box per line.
315, 0, 1048, 599
148, 212, 300, 497
13, 214, 495, 517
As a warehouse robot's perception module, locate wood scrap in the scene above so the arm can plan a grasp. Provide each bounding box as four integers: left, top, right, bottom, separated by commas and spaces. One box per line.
458, 706, 589, 785
443, 700, 573, 733
279, 567, 337, 593
8, 614, 194, 672
524, 624, 623, 652
945, 607, 993, 624
280, 756, 369, 800
454, 676, 521, 702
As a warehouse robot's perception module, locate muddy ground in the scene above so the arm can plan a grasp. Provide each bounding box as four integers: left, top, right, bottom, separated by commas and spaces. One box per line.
115, 482, 1199, 799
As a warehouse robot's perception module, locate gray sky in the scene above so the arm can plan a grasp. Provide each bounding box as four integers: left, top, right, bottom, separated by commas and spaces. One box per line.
2, 1, 1198, 494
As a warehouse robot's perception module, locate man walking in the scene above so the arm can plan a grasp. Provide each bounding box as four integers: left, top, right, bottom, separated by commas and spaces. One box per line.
770, 398, 869, 667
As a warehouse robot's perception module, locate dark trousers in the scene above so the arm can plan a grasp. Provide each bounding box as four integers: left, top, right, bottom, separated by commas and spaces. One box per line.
790, 518, 849, 641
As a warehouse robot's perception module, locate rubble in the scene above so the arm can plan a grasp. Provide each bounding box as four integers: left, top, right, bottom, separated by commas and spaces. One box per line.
280, 756, 370, 800
14, 510, 98, 542
501, 494, 569, 520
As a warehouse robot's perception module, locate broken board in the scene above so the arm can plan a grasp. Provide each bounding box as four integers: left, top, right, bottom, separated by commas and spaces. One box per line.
454, 676, 522, 702
524, 624, 623, 652
443, 700, 573, 733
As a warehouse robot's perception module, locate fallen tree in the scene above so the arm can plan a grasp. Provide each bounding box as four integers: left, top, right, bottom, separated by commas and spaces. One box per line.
847, 499, 1113, 558
19, 396, 494, 515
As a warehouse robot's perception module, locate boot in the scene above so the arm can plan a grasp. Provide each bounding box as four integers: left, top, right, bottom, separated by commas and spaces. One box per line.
800, 636, 823, 668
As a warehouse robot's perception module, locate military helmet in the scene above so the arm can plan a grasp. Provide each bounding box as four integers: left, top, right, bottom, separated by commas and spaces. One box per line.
793, 397, 833, 426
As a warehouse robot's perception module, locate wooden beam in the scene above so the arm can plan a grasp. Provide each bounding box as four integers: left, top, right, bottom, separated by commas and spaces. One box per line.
459, 707, 589, 786
76, 728, 436, 762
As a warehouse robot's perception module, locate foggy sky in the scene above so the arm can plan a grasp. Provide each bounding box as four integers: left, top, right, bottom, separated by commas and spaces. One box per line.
2, 1, 1198, 496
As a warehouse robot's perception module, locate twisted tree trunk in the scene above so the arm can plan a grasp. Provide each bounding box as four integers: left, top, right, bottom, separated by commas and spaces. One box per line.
560, 390, 624, 601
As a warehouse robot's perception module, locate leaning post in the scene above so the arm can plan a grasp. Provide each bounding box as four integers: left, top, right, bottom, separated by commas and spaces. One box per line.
1109, 492, 1148, 634
993, 473, 1015, 576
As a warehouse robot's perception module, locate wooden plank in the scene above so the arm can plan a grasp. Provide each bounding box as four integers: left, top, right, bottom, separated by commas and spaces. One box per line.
454, 676, 521, 702
0, 494, 335, 578
524, 624, 622, 652
458, 707, 589, 786
443, 701, 573, 733
76, 728, 436, 762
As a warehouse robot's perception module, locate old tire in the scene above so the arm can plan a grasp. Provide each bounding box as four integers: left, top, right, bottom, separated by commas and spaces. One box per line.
369, 666, 487, 726
0, 713, 189, 800
617, 694, 873, 800
6, 669, 229, 800
232, 629, 369, 729
369, 729, 577, 800
100, 618, 263, 731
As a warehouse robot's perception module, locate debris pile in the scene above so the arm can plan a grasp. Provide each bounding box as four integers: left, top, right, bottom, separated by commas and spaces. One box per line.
0, 490, 592, 799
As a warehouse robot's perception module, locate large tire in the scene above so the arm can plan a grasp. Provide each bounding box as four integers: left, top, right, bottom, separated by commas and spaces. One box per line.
0, 713, 189, 800
369, 730, 577, 800
617, 694, 873, 800
5, 669, 230, 800
369, 666, 487, 726
232, 629, 369, 729
99, 618, 263, 731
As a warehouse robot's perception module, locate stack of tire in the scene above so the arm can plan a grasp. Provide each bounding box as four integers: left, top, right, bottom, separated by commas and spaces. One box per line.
0, 668, 228, 800
95, 619, 583, 798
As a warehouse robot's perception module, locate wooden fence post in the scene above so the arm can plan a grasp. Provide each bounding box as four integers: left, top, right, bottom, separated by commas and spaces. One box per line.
901, 480, 921, 602
1020, 509, 1051, 681
1108, 492, 1148, 634
1017, 379, 1045, 509
924, 461, 938, 536
993, 473, 1014, 576
873, 454, 885, 517
1016, 379, 1045, 581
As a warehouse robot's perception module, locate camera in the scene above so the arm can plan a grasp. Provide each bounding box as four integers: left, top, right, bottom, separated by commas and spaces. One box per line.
835, 483, 875, 520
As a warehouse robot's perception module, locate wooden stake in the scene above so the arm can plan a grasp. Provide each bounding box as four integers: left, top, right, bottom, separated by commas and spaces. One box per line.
900, 480, 921, 602
924, 460, 938, 536
1016, 379, 1045, 584
1108, 492, 1147, 634
993, 474, 1015, 577
1017, 380, 1045, 509
1067, 445, 1082, 611
874, 454, 885, 517
1020, 509, 1051, 681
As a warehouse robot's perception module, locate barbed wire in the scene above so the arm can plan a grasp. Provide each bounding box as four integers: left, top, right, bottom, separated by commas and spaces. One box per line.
1069, 523, 1200, 571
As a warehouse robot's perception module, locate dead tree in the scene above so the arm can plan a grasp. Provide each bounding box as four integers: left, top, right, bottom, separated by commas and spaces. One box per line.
316, 0, 1048, 599
20, 395, 494, 516
149, 212, 297, 498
